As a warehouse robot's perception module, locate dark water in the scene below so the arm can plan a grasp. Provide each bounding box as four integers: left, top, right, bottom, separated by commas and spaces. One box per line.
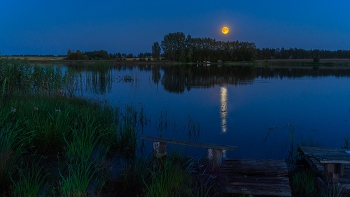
63, 64, 350, 160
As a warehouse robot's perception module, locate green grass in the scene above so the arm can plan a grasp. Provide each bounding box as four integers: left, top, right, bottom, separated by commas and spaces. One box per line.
59, 159, 106, 197
1, 95, 118, 154
114, 156, 154, 196
10, 156, 47, 197
320, 184, 347, 197
0, 122, 26, 191
0, 91, 139, 195
291, 169, 316, 196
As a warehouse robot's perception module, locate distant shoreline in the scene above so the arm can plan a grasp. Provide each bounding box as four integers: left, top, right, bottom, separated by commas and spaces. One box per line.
2, 56, 350, 66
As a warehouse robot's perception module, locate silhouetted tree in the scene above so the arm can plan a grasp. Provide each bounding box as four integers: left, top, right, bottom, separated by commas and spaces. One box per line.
152, 42, 161, 60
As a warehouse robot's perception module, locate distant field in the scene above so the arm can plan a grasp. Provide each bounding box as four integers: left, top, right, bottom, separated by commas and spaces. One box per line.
0, 56, 155, 61
0, 56, 66, 61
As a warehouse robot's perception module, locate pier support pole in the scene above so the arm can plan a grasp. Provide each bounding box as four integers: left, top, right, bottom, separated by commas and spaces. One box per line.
153, 141, 167, 158
324, 163, 343, 185
207, 148, 223, 166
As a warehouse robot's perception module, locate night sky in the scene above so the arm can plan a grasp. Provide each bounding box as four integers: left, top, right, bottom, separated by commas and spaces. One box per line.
1, 0, 349, 55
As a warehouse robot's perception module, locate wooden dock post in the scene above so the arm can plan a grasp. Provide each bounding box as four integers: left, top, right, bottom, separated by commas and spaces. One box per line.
324, 163, 343, 185
153, 141, 167, 158
298, 146, 350, 186
207, 148, 223, 166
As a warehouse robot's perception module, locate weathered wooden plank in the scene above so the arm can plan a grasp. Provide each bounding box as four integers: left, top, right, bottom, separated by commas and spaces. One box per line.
302, 151, 350, 189
222, 159, 288, 176
300, 146, 345, 152
226, 176, 290, 185
299, 146, 350, 163
299, 146, 350, 186
226, 184, 292, 196
304, 155, 350, 177
222, 159, 291, 196
142, 136, 238, 150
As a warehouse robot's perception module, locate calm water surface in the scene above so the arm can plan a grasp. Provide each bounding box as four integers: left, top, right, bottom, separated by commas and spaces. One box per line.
64, 64, 350, 160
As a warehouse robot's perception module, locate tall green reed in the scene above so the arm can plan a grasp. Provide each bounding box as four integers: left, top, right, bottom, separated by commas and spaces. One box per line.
10, 156, 47, 197
0, 59, 82, 97
113, 104, 140, 155
59, 159, 106, 197
64, 114, 110, 161
116, 156, 154, 196
320, 184, 347, 197
291, 169, 316, 196
0, 108, 35, 187
144, 157, 195, 197
2, 94, 117, 154
0, 123, 25, 189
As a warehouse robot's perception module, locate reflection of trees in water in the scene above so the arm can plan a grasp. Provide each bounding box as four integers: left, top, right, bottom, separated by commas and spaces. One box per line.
160, 66, 350, 93
152, 66, 161, 85
257, 66, 350, 79
66, 64, 113, 95
161, 65, 256, 93
67, 64, 350, 95
85, 71, 112, 95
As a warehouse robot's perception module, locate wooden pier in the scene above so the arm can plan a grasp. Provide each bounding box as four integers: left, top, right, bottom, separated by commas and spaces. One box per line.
142, 136, 292, 196
222, 159, 292, 196
299, 146, 350, 188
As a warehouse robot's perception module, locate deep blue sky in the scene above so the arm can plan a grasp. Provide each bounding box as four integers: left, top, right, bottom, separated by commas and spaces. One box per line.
1, 0, 349, 55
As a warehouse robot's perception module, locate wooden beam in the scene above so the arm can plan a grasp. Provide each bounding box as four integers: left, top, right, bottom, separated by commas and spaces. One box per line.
142, 136, 237, 151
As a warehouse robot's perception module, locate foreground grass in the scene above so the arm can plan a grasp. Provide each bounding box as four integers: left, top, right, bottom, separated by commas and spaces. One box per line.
0, 94, 135, 196
0, 59, 223, 196
0, 94, 222, 196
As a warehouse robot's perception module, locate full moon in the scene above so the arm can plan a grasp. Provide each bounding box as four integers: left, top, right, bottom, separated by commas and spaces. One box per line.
222, 26, 229, 34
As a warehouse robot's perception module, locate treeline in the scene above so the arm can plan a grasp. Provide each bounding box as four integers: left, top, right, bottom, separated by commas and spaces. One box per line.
153, 32, 257, 62
67, 49, 111, 60
257, 48, 350, 60
66, 49, 152, 60
4, 54, 66, 57
153, 32, 350, 62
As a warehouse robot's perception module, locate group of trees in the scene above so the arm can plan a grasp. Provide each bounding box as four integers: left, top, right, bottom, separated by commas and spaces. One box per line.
152, 32, 350, 62
3, 54, 65, 57
67, 49, 110, 60
66, 49, 153, 60
64, 32, 350, 62
154, 32, 257, 62
256, 48, 350, 60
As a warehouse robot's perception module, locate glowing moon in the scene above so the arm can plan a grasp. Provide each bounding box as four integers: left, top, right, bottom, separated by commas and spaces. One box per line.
222, 26, 229, 34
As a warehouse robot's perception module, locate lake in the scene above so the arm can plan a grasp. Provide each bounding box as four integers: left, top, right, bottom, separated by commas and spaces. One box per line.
61, 64, 350, 160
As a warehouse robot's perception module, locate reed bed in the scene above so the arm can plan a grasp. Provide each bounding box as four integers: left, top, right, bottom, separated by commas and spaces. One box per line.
0, 59, 233, 196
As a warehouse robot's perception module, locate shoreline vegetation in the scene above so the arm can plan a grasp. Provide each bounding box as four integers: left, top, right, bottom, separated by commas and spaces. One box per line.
1, 59, 350, 196
2, 56, 350, 67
